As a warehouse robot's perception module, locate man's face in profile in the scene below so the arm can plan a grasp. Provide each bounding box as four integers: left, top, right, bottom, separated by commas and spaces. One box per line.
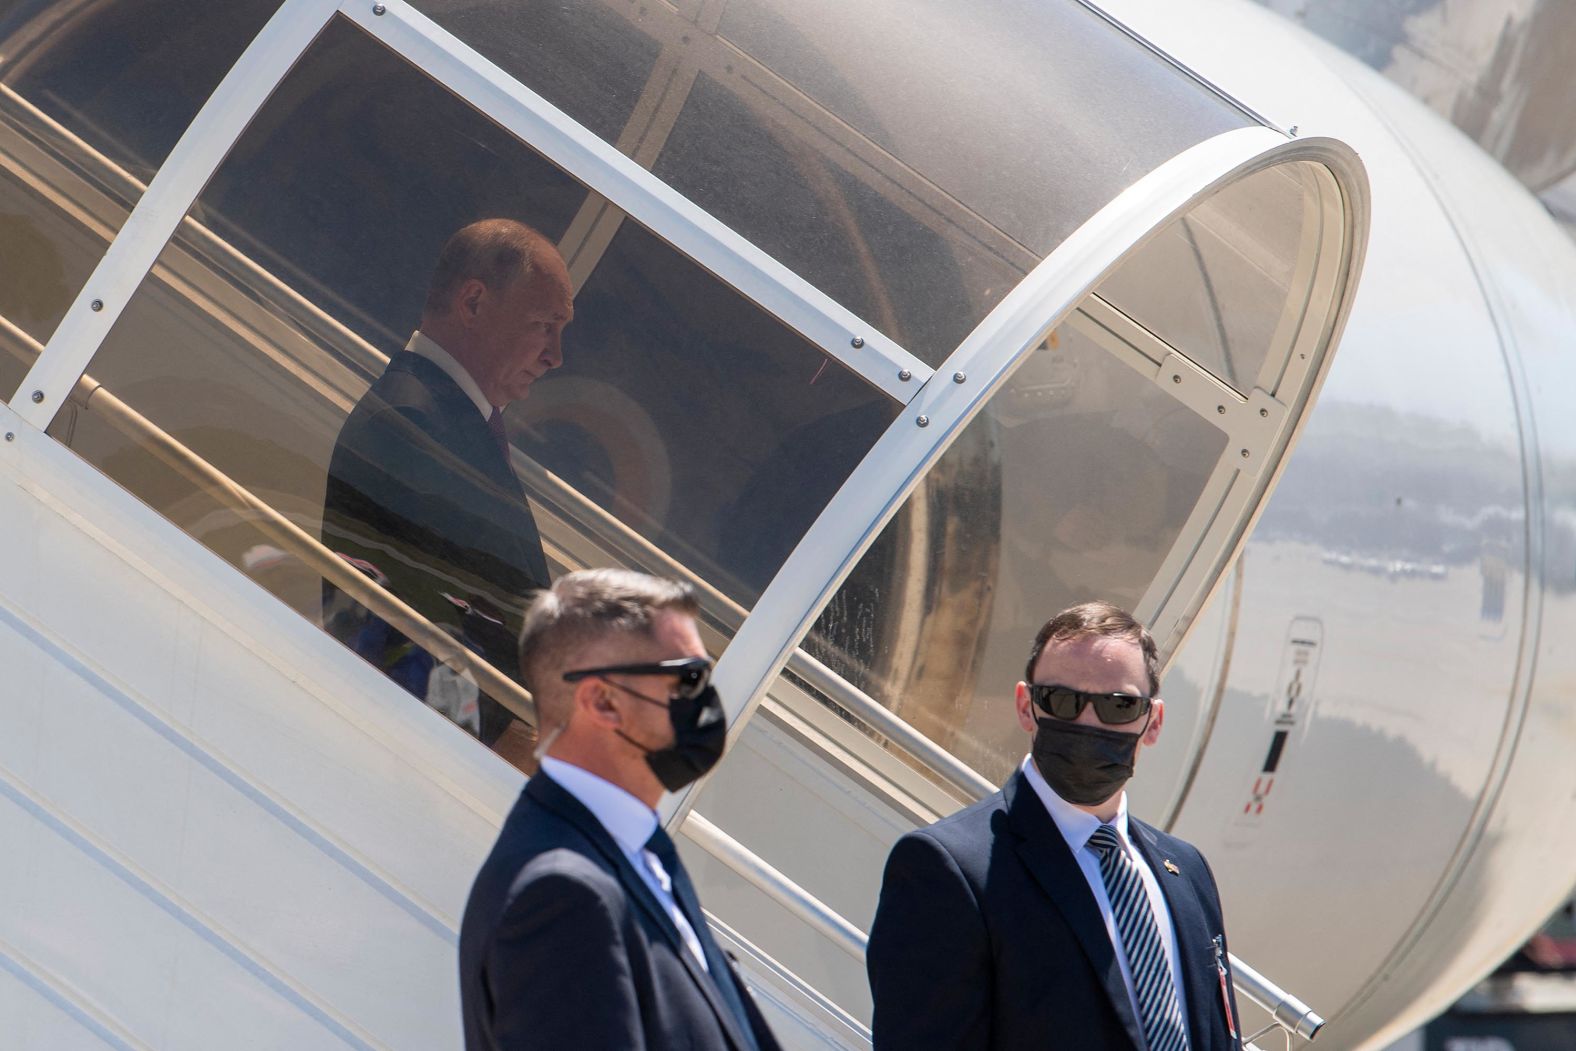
478, 252, 574, 405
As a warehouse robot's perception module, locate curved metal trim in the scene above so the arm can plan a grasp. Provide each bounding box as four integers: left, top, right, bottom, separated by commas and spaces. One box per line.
665, 124, 1362, 826
1323, 73, 1544, 1027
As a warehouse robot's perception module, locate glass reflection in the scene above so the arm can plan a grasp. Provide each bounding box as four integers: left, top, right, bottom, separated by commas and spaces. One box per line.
46, 17, 894, 758
0, 165, 107, 401
413, 0, 661, 146
1098, 164, 1316, 392
653, 72, 1024, 366
808, 323, 1227, 784
517, 217, 895, 605
717, 0, 1250, 256
0, 0, 278, 201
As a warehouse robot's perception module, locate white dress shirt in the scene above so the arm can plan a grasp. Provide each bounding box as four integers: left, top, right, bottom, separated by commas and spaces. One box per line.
1020, 755, 1191, 1042
539, 757, 709, 971
407, 330, 493, 421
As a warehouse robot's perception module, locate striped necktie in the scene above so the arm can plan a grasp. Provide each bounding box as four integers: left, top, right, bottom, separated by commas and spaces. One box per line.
1088, 823, 1189, 1051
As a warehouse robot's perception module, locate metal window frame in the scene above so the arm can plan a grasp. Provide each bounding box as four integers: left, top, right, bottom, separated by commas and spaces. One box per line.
10, 0, 340, 429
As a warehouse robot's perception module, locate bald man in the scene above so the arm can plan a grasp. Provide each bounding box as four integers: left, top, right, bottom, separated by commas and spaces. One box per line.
323, 219, 573, 761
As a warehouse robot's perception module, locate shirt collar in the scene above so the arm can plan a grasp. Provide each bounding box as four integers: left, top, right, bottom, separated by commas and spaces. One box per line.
1020, 753, 1130, 855
539, 756, 658, 856
407, 330, 493, 420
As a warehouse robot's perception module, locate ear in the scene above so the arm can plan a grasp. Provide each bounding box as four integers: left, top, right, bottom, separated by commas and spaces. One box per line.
1141, 697, 1165, 748
1014, 681, 1037, 735
455, 277, 489, 322
573, 677, 621, 729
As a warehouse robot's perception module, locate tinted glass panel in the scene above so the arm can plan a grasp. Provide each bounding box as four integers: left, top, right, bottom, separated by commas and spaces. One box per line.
517, 218, 894, 603
717, 0, 1251, 257
808, 323, 1227, 784
0, 164, 106, 401
46, 18, 894, 754
413, 0, 661, 147
1099, 163, 1317, 392
652, 72, 1025, 367
0, 0, 279, 208
410, 0, 1254, 368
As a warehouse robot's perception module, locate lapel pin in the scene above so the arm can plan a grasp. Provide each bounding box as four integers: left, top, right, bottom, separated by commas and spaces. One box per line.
1163, 859, 1180, 875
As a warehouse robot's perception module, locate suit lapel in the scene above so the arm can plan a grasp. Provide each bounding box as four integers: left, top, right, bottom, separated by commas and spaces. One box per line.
394, 354, 549, 587
1128, 819, 1220, 1050
395, 355, 520, 490
526, 776, 756, 1051
1006, 774, 1149, 1051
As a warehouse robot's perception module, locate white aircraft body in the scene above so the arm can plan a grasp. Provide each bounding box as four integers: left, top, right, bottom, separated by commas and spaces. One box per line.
0, 1, 1570, 1050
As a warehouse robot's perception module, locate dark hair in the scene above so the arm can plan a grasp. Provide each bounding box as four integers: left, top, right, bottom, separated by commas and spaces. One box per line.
518, 569, 701, 731
422, 218, 552, 316
1024, 601, 1160, 695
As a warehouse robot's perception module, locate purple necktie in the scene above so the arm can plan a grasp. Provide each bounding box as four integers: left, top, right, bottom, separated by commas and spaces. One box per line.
486, 407, 511, 459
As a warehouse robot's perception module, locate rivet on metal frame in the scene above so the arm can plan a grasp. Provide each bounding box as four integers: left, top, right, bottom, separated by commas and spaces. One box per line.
850, 336, 865, 348
953, 372, 967, 384
1240, 449, 1250, 458
898, 369, 913, 382
90, 299, 103, 312
4, 432, 13, 442
373, 2, 387, 14
916, 415, 930, 428
30, 390, 44, 404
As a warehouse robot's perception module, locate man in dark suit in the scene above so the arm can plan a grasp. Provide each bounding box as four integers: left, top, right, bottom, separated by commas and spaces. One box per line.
322, 219, 572, 764
867, 601, 1242, 1051
460, 568, 781, 1051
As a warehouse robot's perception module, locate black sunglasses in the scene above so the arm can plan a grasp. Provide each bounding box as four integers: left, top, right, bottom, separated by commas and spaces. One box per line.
1029, 684, 1152, 725
562, 656, 713, 701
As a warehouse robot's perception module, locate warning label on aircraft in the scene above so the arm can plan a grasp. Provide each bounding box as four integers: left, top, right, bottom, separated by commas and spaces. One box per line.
1235, 618, 1322, 826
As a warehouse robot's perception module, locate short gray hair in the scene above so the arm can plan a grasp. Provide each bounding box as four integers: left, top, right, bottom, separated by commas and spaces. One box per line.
519, 569, 700, 732
422, 218, 552, 317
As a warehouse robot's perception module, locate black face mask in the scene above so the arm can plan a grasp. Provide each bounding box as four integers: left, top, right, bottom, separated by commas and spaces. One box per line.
1031, 714, 1147, 806
619, 684, 728, 793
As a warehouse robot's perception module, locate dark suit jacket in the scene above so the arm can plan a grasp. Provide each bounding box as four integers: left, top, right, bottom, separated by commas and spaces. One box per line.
322, 352, 549, 742
867, 771, 1242, 1051
459, 773, 783, 1051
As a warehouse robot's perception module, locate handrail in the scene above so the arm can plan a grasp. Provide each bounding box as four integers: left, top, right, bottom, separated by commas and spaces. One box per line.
515, 452, 999, 804
1232, 954, 1325, 1042
785, 650, 999, 802
684, 799, 1322, 1045
1, 316, 538, 727
683, 812, 867, 962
